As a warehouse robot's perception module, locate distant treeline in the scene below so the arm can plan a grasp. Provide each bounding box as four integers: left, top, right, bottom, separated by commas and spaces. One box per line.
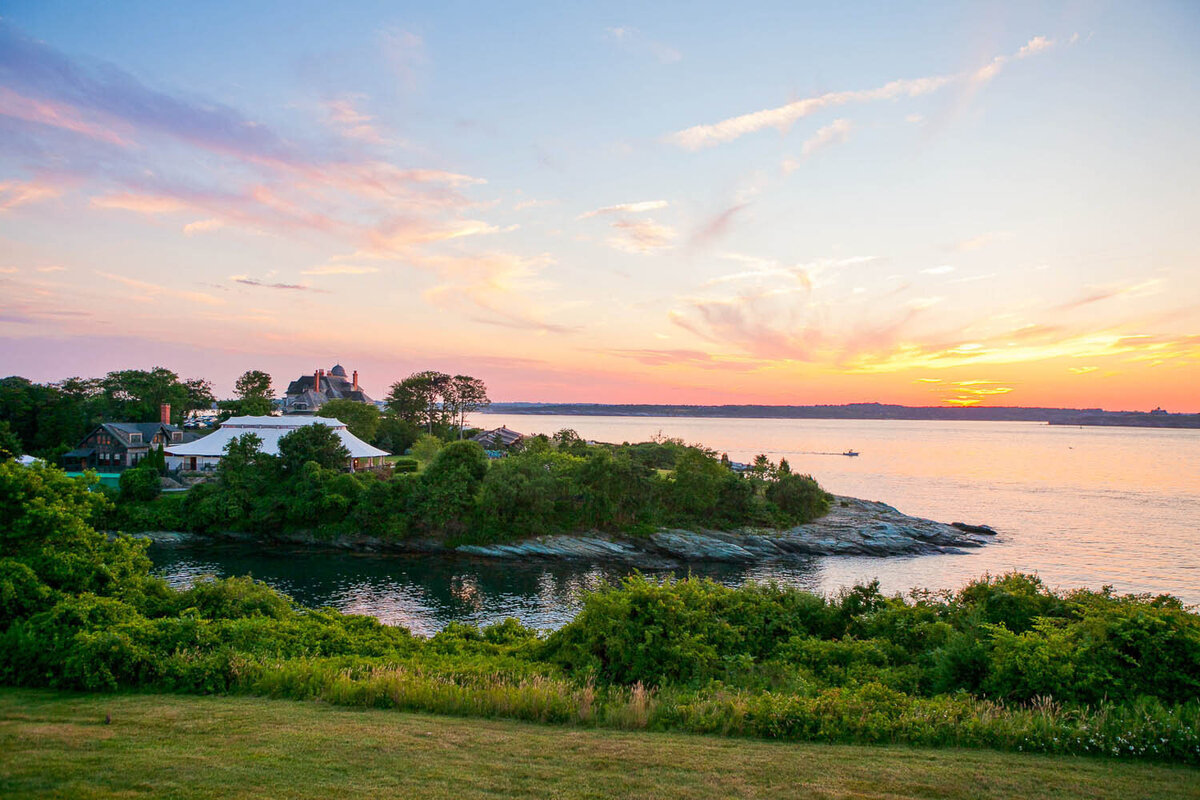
483, 402, 1200, 428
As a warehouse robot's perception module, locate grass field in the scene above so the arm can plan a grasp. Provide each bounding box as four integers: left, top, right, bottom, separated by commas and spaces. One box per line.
1, 690, 1197, 799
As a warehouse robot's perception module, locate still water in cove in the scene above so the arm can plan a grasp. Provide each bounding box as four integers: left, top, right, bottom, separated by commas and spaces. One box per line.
150, 416, 1200, 633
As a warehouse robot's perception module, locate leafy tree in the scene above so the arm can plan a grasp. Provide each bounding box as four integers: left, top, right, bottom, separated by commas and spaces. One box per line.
277, 424, 350, 473
410, 433, 442, 465
100, 368, 215, 424
413, 441, 487, 531
317, 398, 380, 442
385, 371, 450, 432
668, 448, 730, 518
234, 370, 274, 400
0, 376, 100, 458
0, 461, 154, 609
445, 375, 490, 439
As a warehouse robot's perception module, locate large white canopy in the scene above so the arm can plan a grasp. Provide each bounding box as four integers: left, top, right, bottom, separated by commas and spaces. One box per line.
165, 415, 388, 459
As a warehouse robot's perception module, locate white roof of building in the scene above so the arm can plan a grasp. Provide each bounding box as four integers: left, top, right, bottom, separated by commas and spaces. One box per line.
165, 415, 388, 459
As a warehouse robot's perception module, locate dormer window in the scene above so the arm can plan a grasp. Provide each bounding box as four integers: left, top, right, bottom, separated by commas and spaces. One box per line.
172, 431, 182, 441
129, 432, 142, 443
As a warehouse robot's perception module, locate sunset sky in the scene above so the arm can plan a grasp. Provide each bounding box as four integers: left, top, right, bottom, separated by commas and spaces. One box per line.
1, 2, 1197, 409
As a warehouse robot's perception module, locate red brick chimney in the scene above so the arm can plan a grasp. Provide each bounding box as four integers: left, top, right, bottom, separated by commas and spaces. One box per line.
160, 403, 171, 425
352, 370, 359, 391
313, 369, 320, 392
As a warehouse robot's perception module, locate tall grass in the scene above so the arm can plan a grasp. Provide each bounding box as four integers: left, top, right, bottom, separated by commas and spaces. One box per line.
218, 656, 1200, 764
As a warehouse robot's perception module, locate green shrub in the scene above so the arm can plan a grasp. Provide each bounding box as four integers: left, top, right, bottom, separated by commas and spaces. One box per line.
118, 465, 161, 502
765, 473, 831, 524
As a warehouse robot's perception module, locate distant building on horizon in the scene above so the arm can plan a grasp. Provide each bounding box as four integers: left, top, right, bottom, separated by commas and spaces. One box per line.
281, 364, 374, 414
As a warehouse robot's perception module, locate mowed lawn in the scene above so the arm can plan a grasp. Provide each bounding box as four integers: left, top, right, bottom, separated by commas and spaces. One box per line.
1, 689, 1198, 800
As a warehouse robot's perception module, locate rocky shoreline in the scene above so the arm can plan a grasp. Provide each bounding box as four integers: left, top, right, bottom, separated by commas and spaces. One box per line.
132, 496, 996, 569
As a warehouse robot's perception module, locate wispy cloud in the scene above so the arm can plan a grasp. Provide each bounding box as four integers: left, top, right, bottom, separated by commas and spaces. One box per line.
183, 218, 224, 236
231, 275, 320, 292
578, 200, 669, 219
921, 265, 955, 275
91, 192, 190, 214
0, 178, 62, 210
782, 119, 853, 173
323, 96, 388, 145
0, 23, 297, 163
668, 36, 1056, 150
689, 204, 748, 247
607, 218, 677, 253
416, 251, 579, 334
1056, 279, 1164, 311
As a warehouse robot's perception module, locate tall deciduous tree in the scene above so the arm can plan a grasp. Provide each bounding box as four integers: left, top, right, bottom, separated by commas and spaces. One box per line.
100, 368, 214, 424
385, 371, 450, 432
234, 370, 274, 400
446, 375, 490, 439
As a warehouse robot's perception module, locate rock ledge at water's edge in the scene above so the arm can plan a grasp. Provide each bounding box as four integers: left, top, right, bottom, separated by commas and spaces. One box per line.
134, 496, 996, 569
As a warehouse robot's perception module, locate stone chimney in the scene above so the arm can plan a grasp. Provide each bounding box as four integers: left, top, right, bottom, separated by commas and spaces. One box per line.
160, 403, 171, 425
352, 370, 359, 391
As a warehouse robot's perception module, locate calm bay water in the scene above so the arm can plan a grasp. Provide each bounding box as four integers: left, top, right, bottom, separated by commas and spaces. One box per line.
150, 415, 1200, 634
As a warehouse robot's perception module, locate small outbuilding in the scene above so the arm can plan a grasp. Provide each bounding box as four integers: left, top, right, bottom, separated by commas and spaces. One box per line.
471, 426, 525, 449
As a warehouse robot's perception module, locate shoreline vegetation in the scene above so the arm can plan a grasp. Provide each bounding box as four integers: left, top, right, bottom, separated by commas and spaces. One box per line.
2, 460, 1198, 769
104, 432, 844, 551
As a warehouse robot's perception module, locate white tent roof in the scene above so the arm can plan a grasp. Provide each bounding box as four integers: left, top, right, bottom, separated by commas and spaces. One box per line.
165, 415, 388, 459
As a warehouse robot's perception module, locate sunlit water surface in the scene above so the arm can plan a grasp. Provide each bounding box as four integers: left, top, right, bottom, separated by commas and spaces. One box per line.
151, 416, 1200, 634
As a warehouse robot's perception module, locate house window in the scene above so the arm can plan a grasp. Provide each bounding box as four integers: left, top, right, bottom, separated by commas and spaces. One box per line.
172, 431, 182, 441
129, 433, 142, 443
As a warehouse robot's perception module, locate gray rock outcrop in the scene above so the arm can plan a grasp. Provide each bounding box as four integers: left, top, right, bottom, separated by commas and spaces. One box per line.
132, 496, 996, 568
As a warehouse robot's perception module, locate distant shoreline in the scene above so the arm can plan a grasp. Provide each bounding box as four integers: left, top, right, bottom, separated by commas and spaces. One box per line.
480, 402, 1200, 429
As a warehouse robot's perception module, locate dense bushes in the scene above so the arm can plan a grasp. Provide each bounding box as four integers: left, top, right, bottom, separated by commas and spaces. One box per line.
111, 433, 833, 543
544, 573, 1200, 708
4, 461, 1197, 764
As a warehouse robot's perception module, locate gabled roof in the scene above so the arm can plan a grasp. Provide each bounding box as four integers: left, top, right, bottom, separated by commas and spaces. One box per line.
472, 426, 525, 447
90, 421, 194, 449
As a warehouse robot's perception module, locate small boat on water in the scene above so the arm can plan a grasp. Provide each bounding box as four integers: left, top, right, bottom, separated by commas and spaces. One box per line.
842, 449, 859, 457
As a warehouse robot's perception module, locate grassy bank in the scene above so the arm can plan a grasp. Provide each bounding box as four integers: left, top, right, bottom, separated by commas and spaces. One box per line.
2, 690, 1197, 800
